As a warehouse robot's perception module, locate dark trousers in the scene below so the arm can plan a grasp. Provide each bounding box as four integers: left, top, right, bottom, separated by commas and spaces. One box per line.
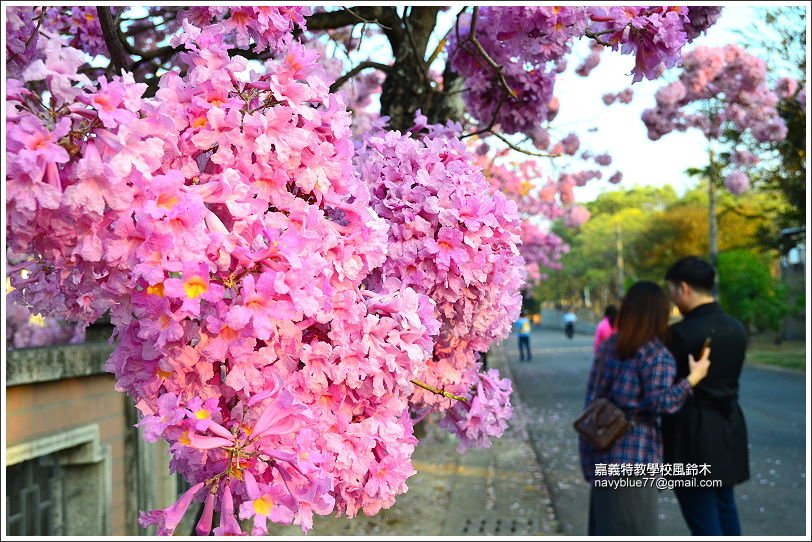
588, 485, 658, 535
674, 486, 741, 536
518, 335, 531, 361
565, 322, 574, 338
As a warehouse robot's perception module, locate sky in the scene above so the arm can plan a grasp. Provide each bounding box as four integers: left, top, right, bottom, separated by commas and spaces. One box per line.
549, 4, 807, 202
355, 4, 808, 204
399, 3, 806, 205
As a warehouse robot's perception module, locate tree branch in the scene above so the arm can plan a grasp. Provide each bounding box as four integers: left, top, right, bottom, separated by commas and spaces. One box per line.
490, 132, 563, 158
97, 7, 130, 73
329, 61, 391, 93
460, 91, 509, 138
306, 6, 391, 31
585, 29, 615, 47
460, 7, 517, 100
305, 7, 403, 56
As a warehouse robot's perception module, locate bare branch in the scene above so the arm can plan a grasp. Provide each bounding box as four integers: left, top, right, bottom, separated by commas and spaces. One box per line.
584, 29, 613, 47
344, 7, 392, 30
306, 7, 403, 55
459, 8, 517, 100
97, 7, 130, 73
306, 6, 392, 31
329, 61, 391, 93
490, 132, 563, 158
460, 91, 509, 139
426, 35, 447, 69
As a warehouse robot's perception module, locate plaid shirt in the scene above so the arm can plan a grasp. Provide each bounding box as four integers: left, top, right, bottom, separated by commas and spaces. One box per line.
579, 335, 693, 482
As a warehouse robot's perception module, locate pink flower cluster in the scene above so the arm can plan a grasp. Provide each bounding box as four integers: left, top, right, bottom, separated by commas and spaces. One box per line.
439, 369, 514, 453
517, 222, 570, 284
643, 45, 788, 145
474, 157, 588, 285
357, 117, 525, 444
6, 7, 42, 79
41, 6, 109, 58
587, 6, 690, 83
563, 205, 591, 228
448, 7, 588, 134
6, 9, 529, 534
732, 150, 760, 167
576, 43, 604, 77
602, 88, 634, 105
684, 6, 724, 42
5, 297, 86, 350
447, 6, 710, 133
7, 28, 441, 535
724, 170, 750, 195
775, 77, 799, 100
180, 6, 311, 53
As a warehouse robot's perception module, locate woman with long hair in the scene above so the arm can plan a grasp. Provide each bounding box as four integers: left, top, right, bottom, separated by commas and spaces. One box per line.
578, 280, 711, 535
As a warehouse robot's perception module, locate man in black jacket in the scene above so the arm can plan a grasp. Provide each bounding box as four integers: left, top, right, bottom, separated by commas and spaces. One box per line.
662, 256, 749, 536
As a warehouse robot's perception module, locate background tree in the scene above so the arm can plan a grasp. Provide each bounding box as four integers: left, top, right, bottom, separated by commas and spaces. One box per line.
717, 249, 791, 336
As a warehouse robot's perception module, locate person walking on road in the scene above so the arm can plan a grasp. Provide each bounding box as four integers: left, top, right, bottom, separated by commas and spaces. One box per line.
579, 280, 711, 536
593, 304, 618, 352
515, 311, 532, 362
662, 256, 750, 536
564, 309, 577, 339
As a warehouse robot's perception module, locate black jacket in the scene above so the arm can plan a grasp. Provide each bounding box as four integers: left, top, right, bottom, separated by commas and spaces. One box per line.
661, 302, 750, 486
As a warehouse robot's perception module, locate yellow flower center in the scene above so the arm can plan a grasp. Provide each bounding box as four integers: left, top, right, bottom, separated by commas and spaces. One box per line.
252, 495, 273, 516
183, 276, 208, 299
194, 409, 210, 420
28, 313, 47, 327
191, 116, 208, 128
147, 282, 165, 297
157, 193, 178, 209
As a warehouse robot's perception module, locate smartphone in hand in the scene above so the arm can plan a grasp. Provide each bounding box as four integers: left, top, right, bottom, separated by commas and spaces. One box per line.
701, 337, 712, 358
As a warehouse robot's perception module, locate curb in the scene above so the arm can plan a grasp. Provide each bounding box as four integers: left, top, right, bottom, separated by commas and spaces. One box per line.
492, 341, 562, 535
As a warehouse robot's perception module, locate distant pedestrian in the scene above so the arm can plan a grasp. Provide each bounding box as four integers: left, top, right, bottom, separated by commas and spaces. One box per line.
593, 305, 618, 352
563, 309, 577, 339
515, 312, 532, 362
662, 256, 749, 536
578, 280, 711, 536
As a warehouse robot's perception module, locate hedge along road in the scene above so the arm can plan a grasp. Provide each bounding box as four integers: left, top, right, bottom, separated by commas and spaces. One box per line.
505, 326, 807, 536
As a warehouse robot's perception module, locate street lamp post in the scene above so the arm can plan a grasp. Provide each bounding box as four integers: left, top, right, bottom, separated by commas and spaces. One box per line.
615, 222, 625, 300
707, 150, 721, 298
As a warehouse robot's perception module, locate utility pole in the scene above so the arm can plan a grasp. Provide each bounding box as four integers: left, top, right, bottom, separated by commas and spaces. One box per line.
708, 150, 720, 297
615, 222, 625, 300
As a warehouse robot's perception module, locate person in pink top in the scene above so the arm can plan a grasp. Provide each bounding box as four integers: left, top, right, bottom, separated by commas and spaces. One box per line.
593, 305, 618, 352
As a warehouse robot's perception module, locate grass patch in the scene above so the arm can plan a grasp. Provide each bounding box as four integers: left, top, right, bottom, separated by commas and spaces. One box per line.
747, 350, 807, 372
746, 335, 807, 372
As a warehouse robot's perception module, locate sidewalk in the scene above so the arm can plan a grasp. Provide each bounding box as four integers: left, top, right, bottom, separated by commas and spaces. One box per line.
267, 341, 558, 536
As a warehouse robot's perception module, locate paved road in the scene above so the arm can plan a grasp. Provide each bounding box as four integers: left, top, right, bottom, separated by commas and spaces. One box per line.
504, 327, 807, 536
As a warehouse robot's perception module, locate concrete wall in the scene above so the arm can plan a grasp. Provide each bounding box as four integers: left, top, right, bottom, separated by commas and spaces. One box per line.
5, 343, 184, 536
538, 308, 598, 335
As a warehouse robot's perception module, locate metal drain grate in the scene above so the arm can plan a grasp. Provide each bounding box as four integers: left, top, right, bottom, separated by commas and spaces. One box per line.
462, 517, 536, 535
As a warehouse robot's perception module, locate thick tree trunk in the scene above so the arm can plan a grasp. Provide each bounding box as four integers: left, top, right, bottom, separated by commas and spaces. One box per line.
306, 7, 465, 131
427, 64, 466, 127
379, 7, 466, 132
379, 7, 438, 131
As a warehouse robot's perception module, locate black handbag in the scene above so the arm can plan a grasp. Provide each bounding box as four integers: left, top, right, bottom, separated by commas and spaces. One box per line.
573, 349, 629, 450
